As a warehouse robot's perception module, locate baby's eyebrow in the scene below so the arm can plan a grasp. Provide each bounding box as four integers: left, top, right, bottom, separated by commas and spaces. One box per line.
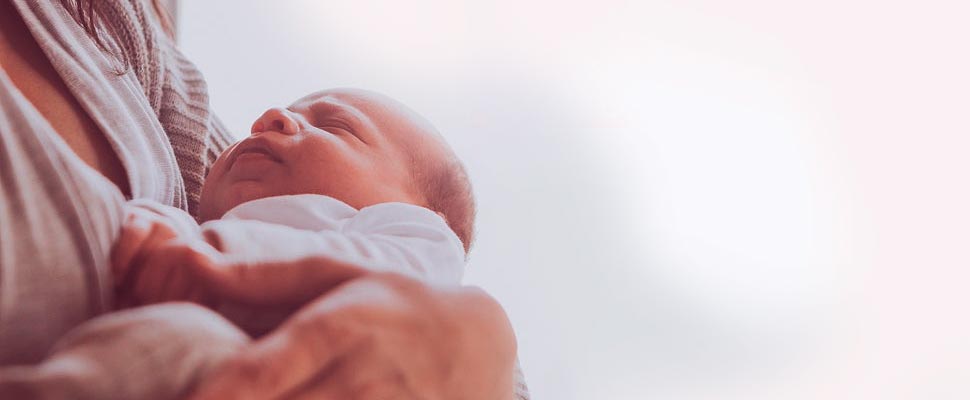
302, 101, 373, 144
302, 100, 355, 120
327, 101, 369, 123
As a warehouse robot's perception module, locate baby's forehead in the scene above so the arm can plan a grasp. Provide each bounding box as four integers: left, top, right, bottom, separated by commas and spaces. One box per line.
294, 90, 437, 134
290, 88, 447, 153
292, 89, 389, 111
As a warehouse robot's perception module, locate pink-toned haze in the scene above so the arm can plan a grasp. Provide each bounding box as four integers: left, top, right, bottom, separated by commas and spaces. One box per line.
181, 1, 970, 398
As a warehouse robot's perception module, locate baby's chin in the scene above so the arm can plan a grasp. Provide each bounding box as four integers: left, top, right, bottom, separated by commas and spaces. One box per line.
200, 181, 280, 221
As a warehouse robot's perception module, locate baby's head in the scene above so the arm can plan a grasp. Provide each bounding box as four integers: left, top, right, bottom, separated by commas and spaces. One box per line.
199, 88, 475, 251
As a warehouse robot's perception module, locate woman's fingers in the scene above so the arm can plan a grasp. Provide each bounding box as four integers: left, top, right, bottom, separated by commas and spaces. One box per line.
186, 335, 319, 400
194, 255, 368, 306
192, 274, 518, 400
283, 352, 408, 400
187, 292, 359, 400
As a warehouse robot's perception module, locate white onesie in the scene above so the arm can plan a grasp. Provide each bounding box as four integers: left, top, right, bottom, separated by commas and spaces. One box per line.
198, 194, 465, 285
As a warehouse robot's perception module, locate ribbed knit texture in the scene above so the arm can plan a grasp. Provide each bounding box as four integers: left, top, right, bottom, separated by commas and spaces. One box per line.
90, 0, 234, 216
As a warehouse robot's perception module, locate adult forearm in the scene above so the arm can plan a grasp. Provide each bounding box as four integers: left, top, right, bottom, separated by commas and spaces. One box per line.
188, 273, 523, 399
0, 304, 246, 400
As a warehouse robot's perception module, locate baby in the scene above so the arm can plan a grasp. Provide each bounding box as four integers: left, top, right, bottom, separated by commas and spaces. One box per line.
5, 89, 476, 400
116, 88, 475, 308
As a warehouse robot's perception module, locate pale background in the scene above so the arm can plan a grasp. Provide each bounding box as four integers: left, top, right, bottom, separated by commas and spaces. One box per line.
178, 1, 970, 399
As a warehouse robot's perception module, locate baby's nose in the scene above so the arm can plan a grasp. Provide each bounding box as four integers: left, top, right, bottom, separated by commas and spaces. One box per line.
251, 107, 300, 136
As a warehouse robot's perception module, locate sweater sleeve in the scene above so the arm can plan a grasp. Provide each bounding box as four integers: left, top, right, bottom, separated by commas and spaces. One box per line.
514, 361, 531, 400
157, 42, 235, 217
134, 8, 235, 217
0, 304, 247, 400
204, 113, 235, 174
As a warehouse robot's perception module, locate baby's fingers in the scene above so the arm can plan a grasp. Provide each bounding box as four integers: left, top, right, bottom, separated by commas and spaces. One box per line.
128, 240, 221, 305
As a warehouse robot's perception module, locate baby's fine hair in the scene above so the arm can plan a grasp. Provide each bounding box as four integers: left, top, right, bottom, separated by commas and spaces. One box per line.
414, 155, 476, 255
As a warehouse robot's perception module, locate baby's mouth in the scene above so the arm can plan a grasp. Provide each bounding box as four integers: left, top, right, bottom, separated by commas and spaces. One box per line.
229, 138, 283, 169
236, 147, 276, 161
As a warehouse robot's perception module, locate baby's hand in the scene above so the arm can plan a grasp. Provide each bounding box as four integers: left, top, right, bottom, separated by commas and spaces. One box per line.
111, 204, 219, 308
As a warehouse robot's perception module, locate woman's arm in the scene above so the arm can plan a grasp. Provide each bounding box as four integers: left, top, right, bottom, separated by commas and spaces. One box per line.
188, 269, 520, 400
137, 218, 529, 399
0, 303, 247, 400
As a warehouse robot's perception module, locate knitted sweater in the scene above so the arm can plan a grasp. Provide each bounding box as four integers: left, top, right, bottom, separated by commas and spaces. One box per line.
1, 0, 231, 364
81, 0, 235, 215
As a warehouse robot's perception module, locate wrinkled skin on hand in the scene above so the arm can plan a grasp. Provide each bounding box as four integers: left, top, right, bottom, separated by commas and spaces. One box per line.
174, 252, 518, 400
186, 268, 518, 400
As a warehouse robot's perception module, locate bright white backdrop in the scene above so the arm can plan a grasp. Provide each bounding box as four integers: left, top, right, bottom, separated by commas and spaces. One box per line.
179, 1, 970, 398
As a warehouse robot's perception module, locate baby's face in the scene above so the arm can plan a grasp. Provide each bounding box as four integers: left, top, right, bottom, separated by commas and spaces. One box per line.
199, 89, 448, 221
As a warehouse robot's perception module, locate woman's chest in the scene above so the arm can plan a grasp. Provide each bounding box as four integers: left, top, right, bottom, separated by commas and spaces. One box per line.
0, 2, 130, 196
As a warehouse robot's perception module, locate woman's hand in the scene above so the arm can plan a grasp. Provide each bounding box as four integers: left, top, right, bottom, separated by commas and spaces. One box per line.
187, 271, 518, 400
111, 203, 218, 308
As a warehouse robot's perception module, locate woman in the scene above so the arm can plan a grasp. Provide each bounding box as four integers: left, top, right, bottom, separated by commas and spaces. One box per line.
0, 0, 528, 398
